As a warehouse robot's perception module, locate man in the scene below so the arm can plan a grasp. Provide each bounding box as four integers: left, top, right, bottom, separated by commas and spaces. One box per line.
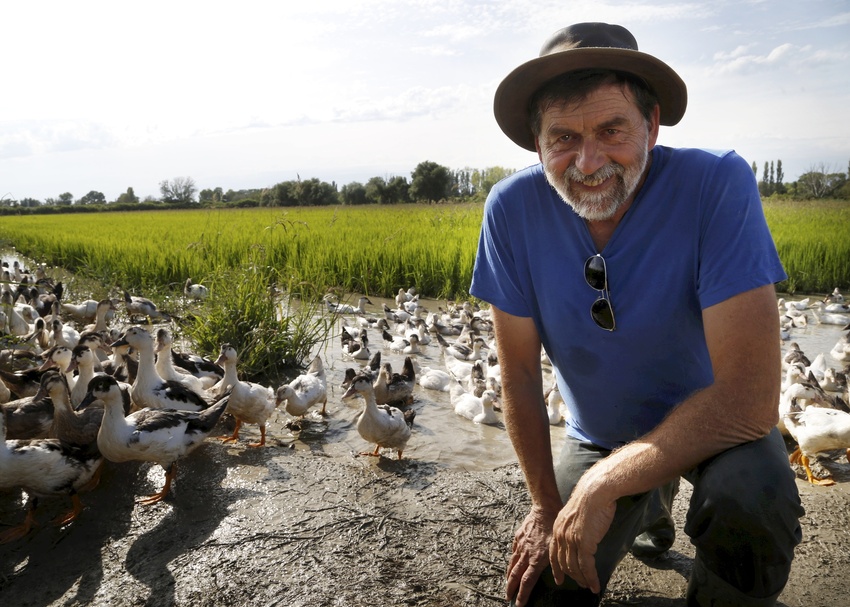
470, 22, 803, 607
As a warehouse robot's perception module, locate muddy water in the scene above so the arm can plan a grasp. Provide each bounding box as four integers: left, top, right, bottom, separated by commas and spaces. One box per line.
274, 293, 849, 474
275, 294, 559, 472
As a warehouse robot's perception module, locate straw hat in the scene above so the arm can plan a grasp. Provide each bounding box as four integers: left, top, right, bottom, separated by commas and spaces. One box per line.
494, 22, 687, 151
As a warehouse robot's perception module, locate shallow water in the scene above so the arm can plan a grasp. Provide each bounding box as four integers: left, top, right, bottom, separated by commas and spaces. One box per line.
275, 293, 849, 473
3, 248, 846, 473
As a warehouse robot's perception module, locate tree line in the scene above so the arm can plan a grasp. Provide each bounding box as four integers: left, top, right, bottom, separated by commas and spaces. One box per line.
3, 157, 848, 214
0, 161, 516, 211
752, 159, 850, 199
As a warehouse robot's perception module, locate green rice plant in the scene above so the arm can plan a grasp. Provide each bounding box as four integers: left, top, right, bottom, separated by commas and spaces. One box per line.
762, 199, 850, 294
175, 248, 333, 383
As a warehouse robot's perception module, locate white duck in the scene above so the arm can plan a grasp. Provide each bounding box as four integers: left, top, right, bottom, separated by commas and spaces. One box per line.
275, 355, 328, 421
122, 289, 170, 323
830, 332, 850, 363
82, 298, 117, 333
66, 344, 100, 408
83, 374, 230, 504
0, 401, 102, 543
154, 328, 208, 397
61, 298, 104, 324
342, 373, 415, 460
184, 277, 209, 300
213, 344, 277, 447
450, 379, 500, 425
777, 375, 837, 436
785, 404, 850, 486
326, 295, 372, 315
545, 380, 566, 426
111, 327, 212, 412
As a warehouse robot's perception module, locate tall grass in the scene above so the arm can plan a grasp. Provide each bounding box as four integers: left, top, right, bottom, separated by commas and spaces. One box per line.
0, 200, 846, 302
0, 205, 483, 300
762, 199, 850, 294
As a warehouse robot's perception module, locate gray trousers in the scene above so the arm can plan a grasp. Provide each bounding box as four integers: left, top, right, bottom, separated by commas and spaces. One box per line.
515, 428, 804, 606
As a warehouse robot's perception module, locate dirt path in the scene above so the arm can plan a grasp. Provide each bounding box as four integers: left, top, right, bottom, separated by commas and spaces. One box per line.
2, 420, 849, 607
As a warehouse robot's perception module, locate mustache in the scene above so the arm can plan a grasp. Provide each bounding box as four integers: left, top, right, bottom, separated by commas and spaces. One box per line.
564, 163, 624, 184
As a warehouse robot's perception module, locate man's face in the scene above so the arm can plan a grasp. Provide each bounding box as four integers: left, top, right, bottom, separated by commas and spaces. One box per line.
535, 83, 659, 222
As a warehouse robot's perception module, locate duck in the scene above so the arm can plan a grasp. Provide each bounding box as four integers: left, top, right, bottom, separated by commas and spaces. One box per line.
414, 360, 453, 392
785, 403, 850, 486
213, 344, 277, 447
184, 277, 209, 300
811, 305, 850, 327
325, 295, 372, 315
275, 355, 328, 422
777, 374, 840, 436
830, 332, 850, 363
436, 333, 488, 362
0, 363, 49, 400
111, 327, 212, 412
783, 342, 811, 369
342, 373, 415, 460
341, 330, 371, 360
450, 378, 500, 425
82, 298, 117, 333
101, 339, 138, 384
339, 351, 382, 390
545, 380, 566, 426
38, 369, 103, 449
381, 329, 421, 355
824, 288, 845, 305
1, 289, 33, 336
60, 298, 104, 324
48, 317, 80, 350
66, 344, 102, 407
0, 408, 102, 543
169, 347, 224, 389
373, 358, 416, 407
82, 374, 230, 504
153, 328, 208, 396
122, 289, 170, 324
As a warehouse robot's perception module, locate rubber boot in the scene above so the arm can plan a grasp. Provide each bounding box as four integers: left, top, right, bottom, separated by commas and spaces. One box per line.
631, 478, 678, 558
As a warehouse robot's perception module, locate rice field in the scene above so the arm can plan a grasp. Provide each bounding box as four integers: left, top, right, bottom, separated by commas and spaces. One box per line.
0, 206, 482, 300
0, 200, 847, 300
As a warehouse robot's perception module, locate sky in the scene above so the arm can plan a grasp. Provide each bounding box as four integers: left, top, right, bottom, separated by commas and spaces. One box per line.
1, 0, 848, 202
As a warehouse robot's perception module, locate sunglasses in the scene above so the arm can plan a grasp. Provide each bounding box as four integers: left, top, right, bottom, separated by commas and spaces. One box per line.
584, 254, 616, 331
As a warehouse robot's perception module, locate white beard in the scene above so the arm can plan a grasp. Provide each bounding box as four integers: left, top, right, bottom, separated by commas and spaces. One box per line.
544, 143, 649, 222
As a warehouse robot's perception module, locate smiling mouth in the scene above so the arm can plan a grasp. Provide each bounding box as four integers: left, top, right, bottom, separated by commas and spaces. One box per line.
574, 175, 609, 187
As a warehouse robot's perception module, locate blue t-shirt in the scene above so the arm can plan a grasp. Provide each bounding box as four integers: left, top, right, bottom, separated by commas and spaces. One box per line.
470, 145, 786, 450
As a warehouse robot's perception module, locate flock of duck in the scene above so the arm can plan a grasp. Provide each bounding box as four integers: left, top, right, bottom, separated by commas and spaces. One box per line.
1, 254, 849, 545
0, 262, 503, 543
777, 290, 850, 485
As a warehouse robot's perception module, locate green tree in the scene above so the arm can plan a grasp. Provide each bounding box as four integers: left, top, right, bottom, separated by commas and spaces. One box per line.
79, 190, 106, 205
409, 161, 452, 203
751, 161, 757, 177
341, 182, 368, 205
365, 177, 388, 204
386, 176, 410, 204
775, 160, 786, 195
298, 178, 338, 206
159, 177, 197, 204
19, 197, 41, 207
57, 192, 74, 205
115, 187, 139, 204
797, 163, 847, 199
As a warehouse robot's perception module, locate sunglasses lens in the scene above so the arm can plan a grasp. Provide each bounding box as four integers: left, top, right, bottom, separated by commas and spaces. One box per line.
584, 256, 607, 290
591, 298, 615, 331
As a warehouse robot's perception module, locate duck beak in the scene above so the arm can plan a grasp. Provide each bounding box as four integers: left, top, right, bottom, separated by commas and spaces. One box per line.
342, 385, 357, 400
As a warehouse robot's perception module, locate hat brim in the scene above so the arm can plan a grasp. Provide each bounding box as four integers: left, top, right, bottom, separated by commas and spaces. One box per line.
494, 47, 687, 152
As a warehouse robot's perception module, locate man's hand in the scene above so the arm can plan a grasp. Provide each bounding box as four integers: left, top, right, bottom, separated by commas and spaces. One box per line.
548, 482, 616, 595
506, 505, 559, 606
